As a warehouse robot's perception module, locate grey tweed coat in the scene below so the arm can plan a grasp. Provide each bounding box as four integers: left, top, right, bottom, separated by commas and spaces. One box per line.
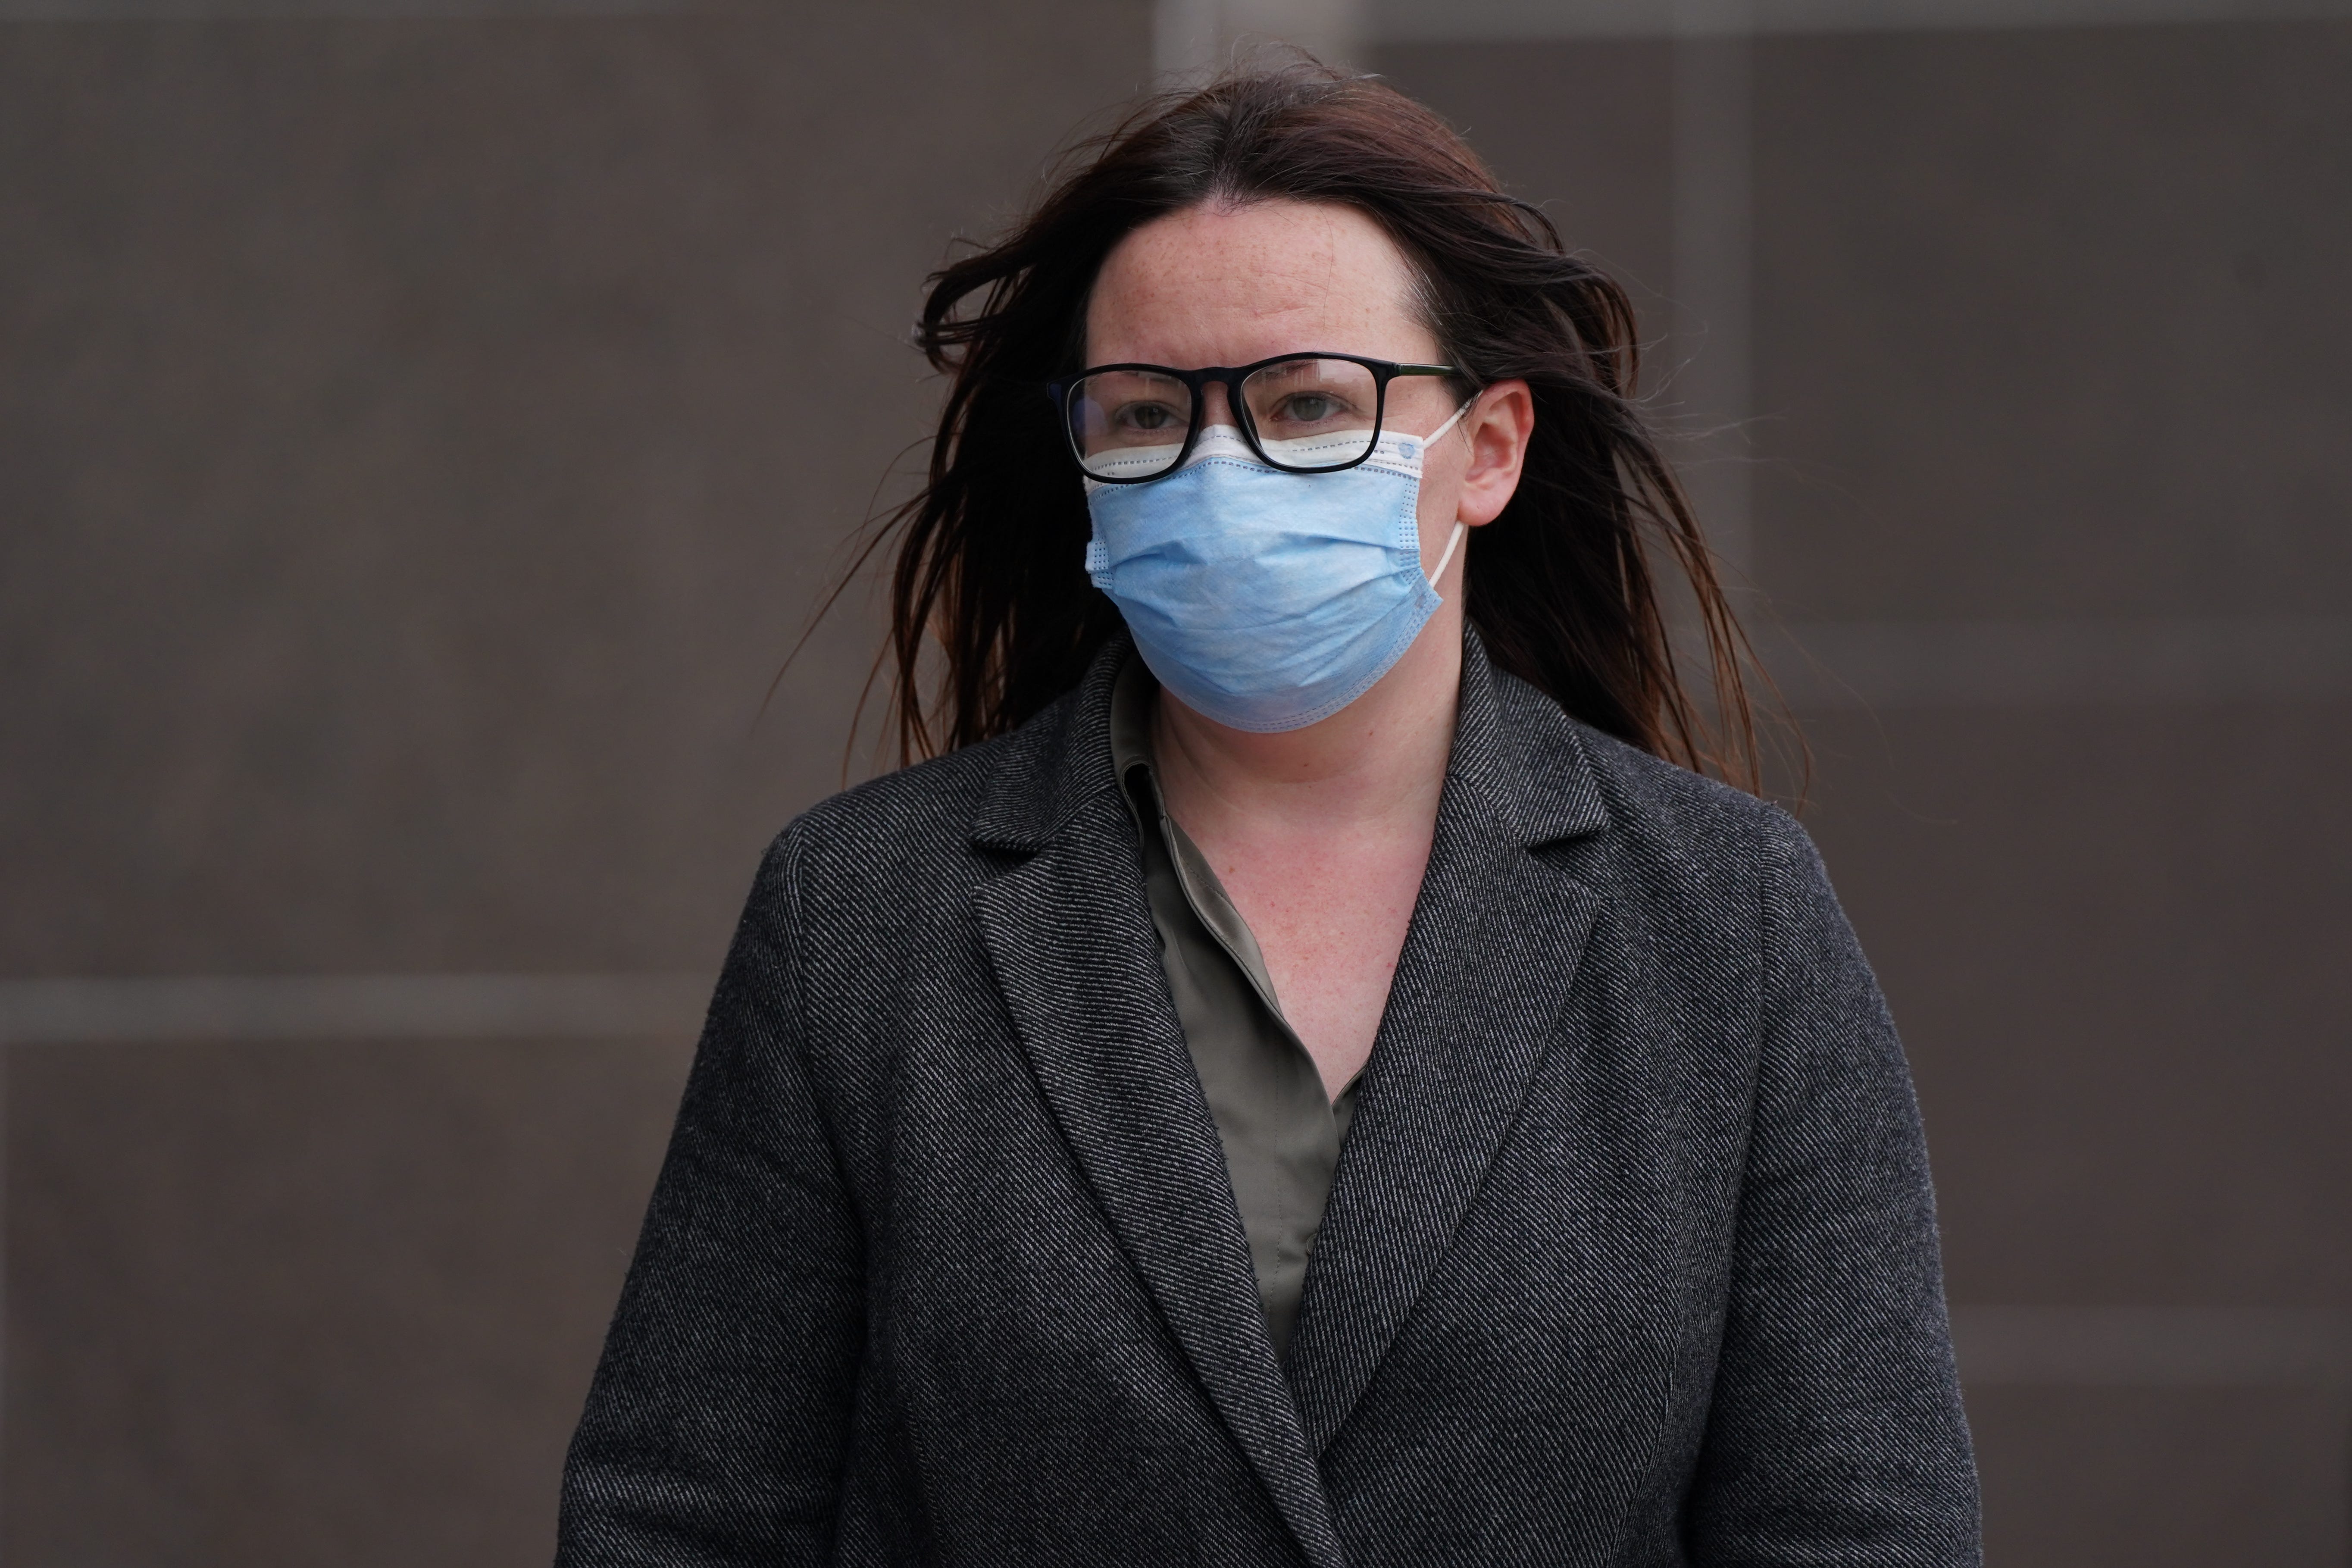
558, 631, 1980, 1567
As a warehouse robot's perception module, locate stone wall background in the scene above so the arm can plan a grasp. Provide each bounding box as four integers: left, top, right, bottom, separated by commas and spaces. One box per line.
3, 6, 2346, 1564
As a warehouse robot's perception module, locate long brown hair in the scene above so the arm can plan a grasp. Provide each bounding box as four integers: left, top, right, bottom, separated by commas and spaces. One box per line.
860, 60, 1773, 791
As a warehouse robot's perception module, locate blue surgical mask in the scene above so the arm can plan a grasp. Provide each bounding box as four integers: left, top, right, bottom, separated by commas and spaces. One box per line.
1082, 406, 1469, 733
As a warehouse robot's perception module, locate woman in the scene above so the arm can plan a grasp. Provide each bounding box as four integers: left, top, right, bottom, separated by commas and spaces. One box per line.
560, 64, 1979, 1567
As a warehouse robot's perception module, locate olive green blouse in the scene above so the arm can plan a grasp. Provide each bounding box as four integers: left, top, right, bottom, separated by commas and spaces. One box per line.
1109, 654, 1359, 1358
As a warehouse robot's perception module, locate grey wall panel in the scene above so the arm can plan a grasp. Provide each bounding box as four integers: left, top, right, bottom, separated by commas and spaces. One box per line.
1377, 28, 2352, 1558
5, 1037, 694, 1566
1369, 0, 2352, 41
9, 9, 2349, 1564
1965, 1384, 2348, 1567
1797, 701, 2352, 1310
0, 7, 1151, 980
1371, 40, 1677, 317
1751, 23, 2352, 1556
0, 8, 1149, 1562
1749, 19, 2352, 621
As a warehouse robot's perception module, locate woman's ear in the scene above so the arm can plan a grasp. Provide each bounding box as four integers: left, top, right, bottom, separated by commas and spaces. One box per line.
1455, 379, 1534, 527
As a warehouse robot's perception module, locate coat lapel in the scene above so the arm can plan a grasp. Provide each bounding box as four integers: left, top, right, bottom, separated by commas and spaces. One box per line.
969, 647, 1346, 1568
1282, 638, 1613, 1454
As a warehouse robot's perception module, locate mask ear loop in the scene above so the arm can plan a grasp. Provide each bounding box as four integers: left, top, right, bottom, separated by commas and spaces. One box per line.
1427, 520, 1467, 590
1420, 394, 1477, 592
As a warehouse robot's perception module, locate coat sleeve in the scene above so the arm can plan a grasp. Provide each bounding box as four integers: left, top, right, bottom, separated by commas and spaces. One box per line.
557, 825, 864, 1566
1685, 816, 1982, 1565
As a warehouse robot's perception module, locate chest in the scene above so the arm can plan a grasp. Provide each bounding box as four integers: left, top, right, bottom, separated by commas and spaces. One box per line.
1197, 831, 1430, 1093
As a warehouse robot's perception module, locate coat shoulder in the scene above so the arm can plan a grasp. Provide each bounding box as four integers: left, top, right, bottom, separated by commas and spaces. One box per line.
1493, 670, 1799, 871
754, 684, 1092, 906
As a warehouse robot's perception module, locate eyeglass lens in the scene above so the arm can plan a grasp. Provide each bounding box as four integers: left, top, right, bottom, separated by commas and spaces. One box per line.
1068, 357, 1383, 481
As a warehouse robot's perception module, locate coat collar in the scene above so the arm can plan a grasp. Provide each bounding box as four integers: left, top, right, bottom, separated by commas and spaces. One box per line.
1278, 632, 1614, 1453
967, 632, 1339, 1562
965, 635, 1129, 856
966, 628, 1615, 1546
969, 626, 1612, 857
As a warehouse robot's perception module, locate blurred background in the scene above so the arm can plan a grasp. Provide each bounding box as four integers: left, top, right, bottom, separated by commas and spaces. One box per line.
1, 0, 2346, 1561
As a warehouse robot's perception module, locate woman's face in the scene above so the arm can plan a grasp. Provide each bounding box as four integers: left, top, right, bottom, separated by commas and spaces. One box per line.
1085, 198, 1528, 576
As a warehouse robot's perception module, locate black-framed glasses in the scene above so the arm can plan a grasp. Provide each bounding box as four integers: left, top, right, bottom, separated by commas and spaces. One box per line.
1048, 352, 1460, 483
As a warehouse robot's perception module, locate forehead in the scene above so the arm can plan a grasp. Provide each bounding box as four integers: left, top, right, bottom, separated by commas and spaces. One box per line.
1084, 198, 1436, 369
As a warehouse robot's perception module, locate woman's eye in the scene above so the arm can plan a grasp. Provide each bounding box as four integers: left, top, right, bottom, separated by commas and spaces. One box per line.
1278, 393, 1341, 423
1115, 402, 1180, 433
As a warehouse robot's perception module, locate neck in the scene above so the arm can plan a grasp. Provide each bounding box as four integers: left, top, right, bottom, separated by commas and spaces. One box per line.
1150, 607, 1465, 841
